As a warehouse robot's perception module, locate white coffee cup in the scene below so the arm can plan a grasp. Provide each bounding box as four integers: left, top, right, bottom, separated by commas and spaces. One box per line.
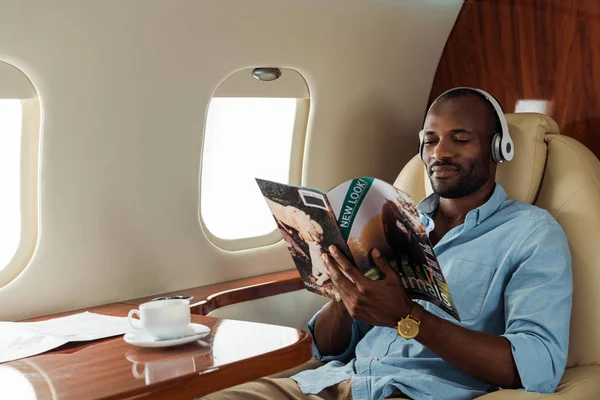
127, 299, 191, 340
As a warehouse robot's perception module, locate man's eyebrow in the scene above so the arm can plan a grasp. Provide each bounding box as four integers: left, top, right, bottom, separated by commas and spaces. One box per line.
424, 129, 475, 136
450, 128, 475, 135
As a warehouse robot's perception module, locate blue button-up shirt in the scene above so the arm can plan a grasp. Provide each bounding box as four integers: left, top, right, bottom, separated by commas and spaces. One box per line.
292, 184, 572, 400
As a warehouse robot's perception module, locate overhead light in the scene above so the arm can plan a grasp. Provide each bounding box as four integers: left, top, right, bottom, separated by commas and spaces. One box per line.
252, 68, 282, 82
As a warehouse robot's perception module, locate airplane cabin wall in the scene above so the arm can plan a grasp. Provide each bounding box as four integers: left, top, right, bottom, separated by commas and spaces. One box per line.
0, 0, 463, 321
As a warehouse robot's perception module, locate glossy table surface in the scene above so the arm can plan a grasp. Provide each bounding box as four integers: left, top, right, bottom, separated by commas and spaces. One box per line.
0, 302, 313, 400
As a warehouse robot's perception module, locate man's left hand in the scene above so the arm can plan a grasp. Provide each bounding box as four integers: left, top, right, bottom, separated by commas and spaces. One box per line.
322, 245, 413, 328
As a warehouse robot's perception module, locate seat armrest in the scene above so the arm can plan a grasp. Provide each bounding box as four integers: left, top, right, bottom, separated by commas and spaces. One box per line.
190, 270, 304, 315
478, 365, 600, 399
121, 269, 304, 315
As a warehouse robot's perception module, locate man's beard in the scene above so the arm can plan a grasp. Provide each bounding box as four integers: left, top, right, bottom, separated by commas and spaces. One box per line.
428, 157, 490, 199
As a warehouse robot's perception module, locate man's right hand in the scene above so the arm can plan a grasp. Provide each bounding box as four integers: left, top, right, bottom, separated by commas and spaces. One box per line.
312, 299, 354, 357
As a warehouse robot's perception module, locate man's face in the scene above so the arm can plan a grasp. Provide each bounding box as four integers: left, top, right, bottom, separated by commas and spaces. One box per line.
421, 95, 495, 199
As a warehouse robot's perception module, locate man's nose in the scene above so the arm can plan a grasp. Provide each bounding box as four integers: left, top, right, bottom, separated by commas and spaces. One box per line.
431, 139, 453, 160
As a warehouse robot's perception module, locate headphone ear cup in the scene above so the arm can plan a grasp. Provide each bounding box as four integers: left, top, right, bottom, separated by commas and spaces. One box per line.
491, 133, 502, 163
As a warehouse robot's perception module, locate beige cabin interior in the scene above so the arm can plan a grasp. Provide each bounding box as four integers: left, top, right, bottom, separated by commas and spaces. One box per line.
1, 0, 600, 398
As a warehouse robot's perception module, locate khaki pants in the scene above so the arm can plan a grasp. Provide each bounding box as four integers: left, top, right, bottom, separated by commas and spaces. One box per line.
198, 359, 409, 400
199, 377, 353, 400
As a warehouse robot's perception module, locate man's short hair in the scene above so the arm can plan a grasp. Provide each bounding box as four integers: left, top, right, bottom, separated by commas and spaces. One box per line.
434, 88, 503, 143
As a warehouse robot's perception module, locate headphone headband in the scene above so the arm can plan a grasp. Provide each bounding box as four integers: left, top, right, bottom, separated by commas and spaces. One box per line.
422, 87, 514, 163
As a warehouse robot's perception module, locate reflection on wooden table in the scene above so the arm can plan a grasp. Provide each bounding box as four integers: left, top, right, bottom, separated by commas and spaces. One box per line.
127, 341, 213, 385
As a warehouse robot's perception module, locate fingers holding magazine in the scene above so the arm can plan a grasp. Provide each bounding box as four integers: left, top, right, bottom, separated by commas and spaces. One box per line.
323, 246, 413, 328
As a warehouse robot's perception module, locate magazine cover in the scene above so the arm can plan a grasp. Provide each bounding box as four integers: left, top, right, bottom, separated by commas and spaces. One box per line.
256, 177, 460, 320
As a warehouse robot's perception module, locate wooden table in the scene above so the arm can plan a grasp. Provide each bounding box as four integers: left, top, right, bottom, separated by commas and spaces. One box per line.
0, 302, 313, 399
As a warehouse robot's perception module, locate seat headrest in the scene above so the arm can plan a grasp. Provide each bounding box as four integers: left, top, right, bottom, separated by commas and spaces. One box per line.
394, 113, 560, 204
499, 113, 560, 203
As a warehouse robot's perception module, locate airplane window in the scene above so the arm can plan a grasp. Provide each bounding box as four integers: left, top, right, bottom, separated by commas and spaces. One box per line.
200, 68, 310, 249
0, 60, 39, 288
0, 100, 22, 271
201, 97, 297, 240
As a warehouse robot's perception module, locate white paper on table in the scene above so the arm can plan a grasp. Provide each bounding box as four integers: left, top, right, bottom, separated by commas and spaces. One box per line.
0, 312, 134, 363
11, 312, 134, 341
0, 325, 66, 363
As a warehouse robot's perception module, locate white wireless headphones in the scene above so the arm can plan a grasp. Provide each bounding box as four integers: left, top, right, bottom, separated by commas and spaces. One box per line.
419, 87, 514, 163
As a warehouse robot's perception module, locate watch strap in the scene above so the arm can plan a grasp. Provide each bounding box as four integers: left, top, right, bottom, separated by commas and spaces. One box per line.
408, 302, 423, 323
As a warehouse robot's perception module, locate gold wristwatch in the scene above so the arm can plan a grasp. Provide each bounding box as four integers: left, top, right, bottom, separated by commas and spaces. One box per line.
395, 303, 423, 339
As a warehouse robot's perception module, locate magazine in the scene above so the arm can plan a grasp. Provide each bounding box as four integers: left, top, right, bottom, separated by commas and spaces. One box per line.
256, 177, 460, 321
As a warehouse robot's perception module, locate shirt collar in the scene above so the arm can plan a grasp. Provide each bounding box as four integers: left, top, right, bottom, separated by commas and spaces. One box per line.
416, 183, 507, 226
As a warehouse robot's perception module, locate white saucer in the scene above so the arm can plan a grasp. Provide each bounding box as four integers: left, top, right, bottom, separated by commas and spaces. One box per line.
123, 323, 210, 348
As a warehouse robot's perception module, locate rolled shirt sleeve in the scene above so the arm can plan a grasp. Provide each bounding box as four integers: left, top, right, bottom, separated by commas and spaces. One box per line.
502, 223, 573, 393
307, 302, 373, 363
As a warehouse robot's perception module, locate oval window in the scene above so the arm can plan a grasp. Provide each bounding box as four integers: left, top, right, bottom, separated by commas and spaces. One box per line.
200, 68, 310, 250
0, 61, 40, 287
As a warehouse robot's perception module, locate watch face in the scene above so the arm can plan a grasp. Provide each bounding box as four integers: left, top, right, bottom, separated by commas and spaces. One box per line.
397, 318, 419, 339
